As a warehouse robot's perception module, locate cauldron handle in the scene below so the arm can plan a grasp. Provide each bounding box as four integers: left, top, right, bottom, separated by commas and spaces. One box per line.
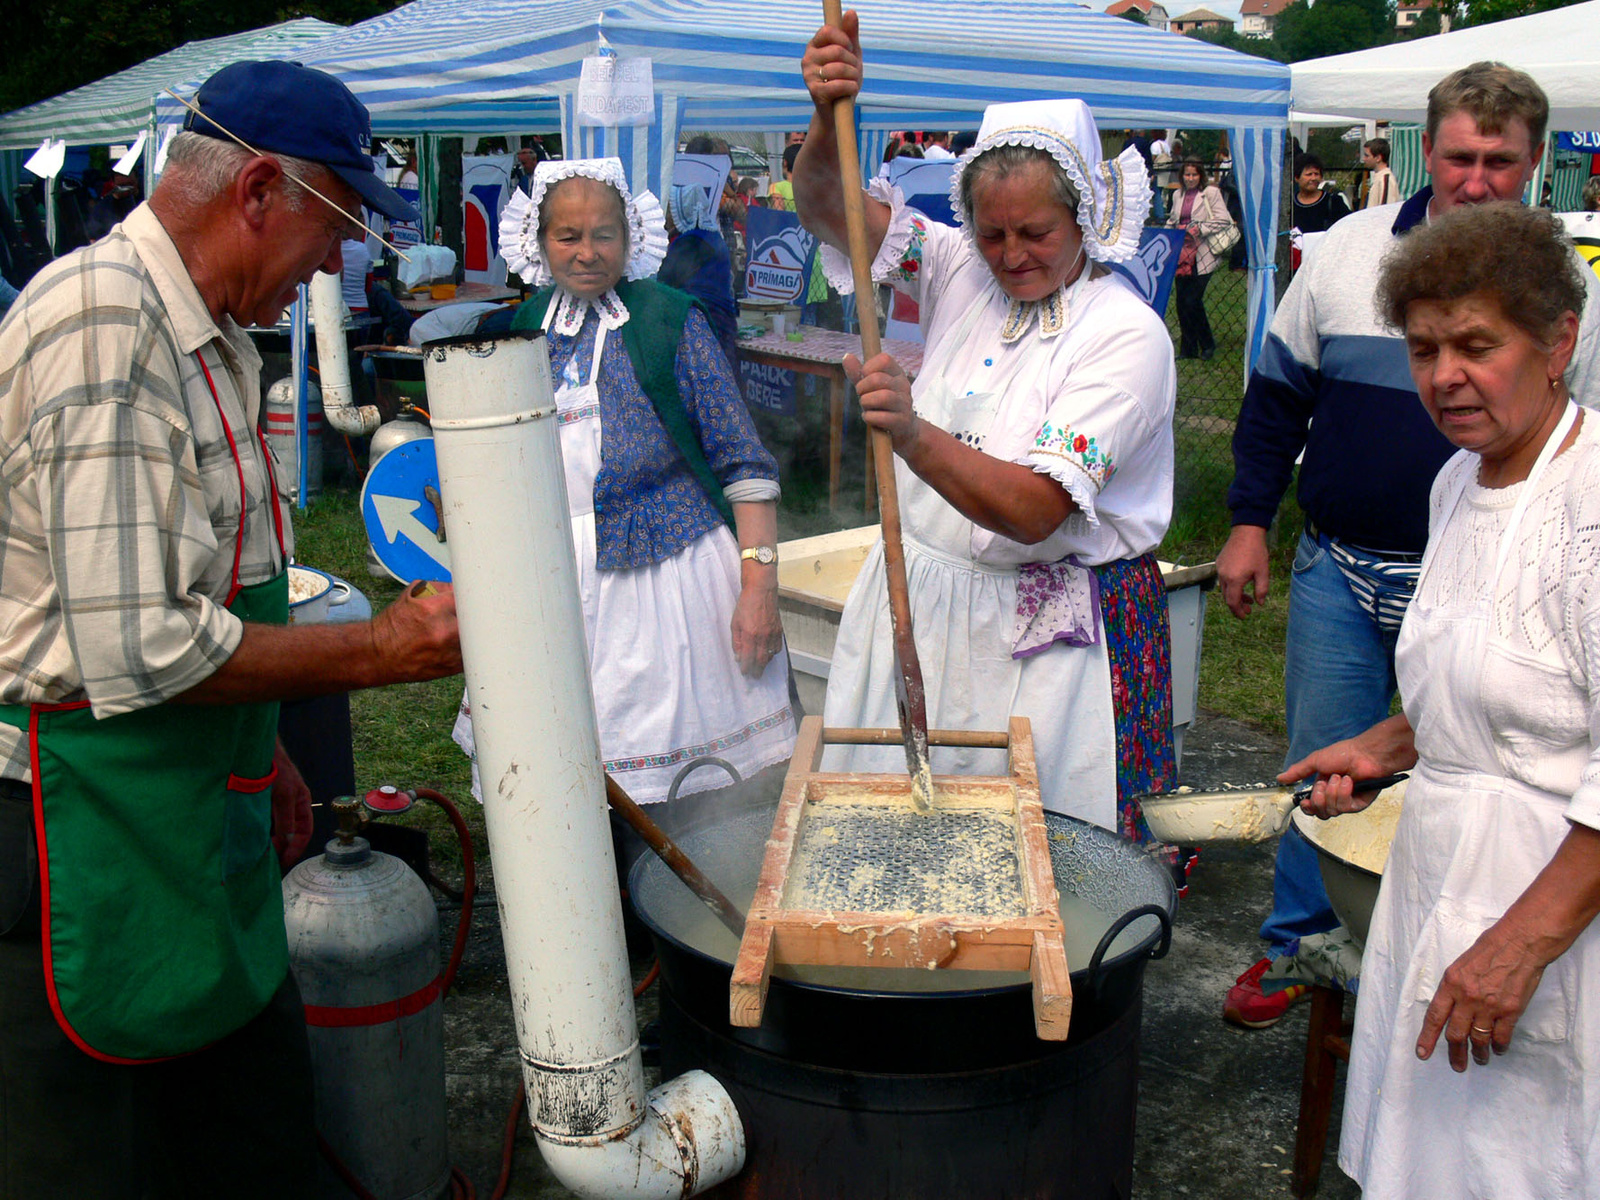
667, 756, 743, 804
1087, 904, 1172, 996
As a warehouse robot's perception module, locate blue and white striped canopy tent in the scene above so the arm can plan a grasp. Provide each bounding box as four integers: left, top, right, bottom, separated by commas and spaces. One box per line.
237, 0, 1289, 372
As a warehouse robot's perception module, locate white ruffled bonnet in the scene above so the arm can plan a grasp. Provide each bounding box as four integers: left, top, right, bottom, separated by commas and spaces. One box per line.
951, 99, 1148, 265
499, 157, 669, 287
668, 183, 720, 235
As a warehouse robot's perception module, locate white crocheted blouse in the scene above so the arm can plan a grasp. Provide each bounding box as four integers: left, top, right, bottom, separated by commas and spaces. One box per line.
1410, 415, 1600, 830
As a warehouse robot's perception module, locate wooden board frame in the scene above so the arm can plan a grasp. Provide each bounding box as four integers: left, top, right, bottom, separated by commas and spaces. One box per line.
729, 715, 1071, 1040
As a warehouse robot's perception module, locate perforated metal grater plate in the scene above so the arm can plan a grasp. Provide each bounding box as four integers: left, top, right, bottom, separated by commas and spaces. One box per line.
780, 800, 1027, 918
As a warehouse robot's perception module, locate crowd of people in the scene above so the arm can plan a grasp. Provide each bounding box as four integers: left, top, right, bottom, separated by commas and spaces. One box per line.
4, 16, 1600, 1199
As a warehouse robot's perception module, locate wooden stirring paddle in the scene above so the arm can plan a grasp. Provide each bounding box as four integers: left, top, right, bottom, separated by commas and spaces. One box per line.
820, 0, 934, 813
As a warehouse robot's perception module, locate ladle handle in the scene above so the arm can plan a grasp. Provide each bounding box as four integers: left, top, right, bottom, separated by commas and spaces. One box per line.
1087, 903, 1172, 998
605, 774, 745, 938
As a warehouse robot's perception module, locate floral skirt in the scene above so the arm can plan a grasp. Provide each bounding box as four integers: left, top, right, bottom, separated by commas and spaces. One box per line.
1095, 552, 1176, 843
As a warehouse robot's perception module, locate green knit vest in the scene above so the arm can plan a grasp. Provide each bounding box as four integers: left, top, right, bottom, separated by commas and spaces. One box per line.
511, 280, 734, 527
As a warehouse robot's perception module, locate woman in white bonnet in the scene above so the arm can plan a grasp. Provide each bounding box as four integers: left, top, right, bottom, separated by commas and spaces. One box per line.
454, 159, 795, 825
793, 12, 1178, 843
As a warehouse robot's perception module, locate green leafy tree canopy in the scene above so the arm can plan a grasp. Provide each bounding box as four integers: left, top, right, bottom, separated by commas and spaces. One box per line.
1, 0, 407, 116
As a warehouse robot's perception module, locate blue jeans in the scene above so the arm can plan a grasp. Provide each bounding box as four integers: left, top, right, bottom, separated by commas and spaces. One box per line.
1259, 529, 1400, 954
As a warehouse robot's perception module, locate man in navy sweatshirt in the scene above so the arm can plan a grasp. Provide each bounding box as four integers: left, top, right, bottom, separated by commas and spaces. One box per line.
1217, 62, 1600, 1029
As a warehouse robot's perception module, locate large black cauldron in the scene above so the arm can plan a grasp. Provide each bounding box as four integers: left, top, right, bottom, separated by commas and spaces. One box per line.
630, 806, 1175, 1199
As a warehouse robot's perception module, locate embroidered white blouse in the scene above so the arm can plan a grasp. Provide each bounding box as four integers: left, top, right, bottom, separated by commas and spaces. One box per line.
825, 182, 1176, 566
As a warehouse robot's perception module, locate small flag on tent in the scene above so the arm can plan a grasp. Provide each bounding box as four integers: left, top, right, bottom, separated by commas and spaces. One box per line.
24, 139, 67, 180
114, 131, 149, 177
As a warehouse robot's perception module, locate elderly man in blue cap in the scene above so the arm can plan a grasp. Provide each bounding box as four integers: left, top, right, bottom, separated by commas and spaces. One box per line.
0, 61, 462, 1196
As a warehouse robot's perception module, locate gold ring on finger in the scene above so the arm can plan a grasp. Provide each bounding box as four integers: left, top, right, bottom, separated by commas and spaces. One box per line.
1471, 1024, 1493, 1035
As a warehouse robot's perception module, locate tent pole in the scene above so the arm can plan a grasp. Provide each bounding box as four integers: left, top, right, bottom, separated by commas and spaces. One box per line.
45, 176, 57, 258
291, 286, 309, 510
421, 134, 440, 242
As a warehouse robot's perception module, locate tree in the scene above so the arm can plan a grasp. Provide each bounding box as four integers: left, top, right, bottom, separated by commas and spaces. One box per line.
1455, 0, 1586, 25
0, 0, 407, 116
1272, 0, 1393, 61
1117, 6, 1151, 23
1193, 26, 1290, 60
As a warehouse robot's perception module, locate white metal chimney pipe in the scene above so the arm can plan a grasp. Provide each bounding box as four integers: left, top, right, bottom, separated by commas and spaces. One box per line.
309, 269, 381, 436
423, 330, 745, 1199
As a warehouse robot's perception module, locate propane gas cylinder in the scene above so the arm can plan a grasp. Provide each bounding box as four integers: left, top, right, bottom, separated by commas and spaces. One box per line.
369, 405, 431, 464
283, 799, 449, 1200
264, 376, 324, 503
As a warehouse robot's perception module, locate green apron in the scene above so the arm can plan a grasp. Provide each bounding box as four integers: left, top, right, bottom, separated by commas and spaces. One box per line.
0, 349, 292, 1063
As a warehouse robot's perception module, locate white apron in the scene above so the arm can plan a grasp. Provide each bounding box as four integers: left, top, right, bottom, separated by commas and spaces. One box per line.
454, 306, 795, 803
822, 271, 1117, 826
1341, 403, 1600, 1198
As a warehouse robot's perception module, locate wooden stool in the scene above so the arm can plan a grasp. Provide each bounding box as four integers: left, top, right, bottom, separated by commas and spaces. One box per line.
1293, 983, 1353, 1197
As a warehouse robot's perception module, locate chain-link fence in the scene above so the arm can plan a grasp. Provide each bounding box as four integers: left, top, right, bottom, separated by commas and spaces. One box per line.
1160, 232, 1295, 554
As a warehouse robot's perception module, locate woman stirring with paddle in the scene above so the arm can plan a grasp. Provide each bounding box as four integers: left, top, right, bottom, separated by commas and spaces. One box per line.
793, 12, 1178, 837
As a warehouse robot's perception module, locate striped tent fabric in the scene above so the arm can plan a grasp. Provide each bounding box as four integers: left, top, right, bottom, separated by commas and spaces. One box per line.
285, 0, 1290, 368
1552, 147, 1586, 212
1231, 125, 1284, 378
1389, 123, 1428, 200
0, 18, 341, 152
558, 92, 683, 204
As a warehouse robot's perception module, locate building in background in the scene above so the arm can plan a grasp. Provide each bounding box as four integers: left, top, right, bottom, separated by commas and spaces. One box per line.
1169, 7, 1235, 34
1105, 0, 1172, 30
1238, 0, 1293, 38
1396, 0, 1452, 31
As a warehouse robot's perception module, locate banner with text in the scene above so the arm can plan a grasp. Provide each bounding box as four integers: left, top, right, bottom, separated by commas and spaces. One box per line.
744, 205, 816, 305
577, 54, 655, 128
739, 206, 819, 415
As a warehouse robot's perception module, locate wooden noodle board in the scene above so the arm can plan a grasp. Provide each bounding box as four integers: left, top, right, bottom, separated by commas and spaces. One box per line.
730, 715, 1071, 1040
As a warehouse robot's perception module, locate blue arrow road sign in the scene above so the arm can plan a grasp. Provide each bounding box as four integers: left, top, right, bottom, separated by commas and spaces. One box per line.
360, 438, 452, 584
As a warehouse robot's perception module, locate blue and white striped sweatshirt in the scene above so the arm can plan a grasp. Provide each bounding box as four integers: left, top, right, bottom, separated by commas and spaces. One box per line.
1228, 187, 1600, 554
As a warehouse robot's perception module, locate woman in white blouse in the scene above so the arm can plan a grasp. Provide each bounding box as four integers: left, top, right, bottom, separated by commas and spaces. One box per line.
1289, 202, 1600, 1198
793, 13, 1177, 837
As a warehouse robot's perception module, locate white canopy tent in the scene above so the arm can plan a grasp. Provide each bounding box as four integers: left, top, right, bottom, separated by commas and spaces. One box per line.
205, 0, 1291, 368
1292, 0, 1600, 130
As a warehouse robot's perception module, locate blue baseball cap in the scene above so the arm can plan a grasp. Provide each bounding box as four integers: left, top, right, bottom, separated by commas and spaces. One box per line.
184, 60, 420, 224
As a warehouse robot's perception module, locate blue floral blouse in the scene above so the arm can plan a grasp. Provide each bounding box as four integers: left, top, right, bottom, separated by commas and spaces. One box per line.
548, 305, 778, 571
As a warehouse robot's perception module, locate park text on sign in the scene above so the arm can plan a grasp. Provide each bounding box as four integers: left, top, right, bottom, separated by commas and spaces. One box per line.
739, 359, 797, 416
576, 56, 654, 127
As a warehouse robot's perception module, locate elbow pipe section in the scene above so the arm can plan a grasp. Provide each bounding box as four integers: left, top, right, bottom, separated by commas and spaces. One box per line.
535, 1070, 745, 1200
309, 270, 381, 436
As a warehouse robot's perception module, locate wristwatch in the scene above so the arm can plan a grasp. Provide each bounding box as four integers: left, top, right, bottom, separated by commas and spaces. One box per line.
740, 545, 779, 565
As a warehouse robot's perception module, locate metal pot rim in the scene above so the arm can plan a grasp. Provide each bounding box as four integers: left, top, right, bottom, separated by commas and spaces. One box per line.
628, 810, 1176, 1002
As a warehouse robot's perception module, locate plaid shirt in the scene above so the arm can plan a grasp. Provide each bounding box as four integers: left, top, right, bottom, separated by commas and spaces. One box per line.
0, 204, 292, 782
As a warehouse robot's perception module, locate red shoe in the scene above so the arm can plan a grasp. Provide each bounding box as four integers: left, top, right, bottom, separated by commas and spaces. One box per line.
1223, 957, 1309, 1029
